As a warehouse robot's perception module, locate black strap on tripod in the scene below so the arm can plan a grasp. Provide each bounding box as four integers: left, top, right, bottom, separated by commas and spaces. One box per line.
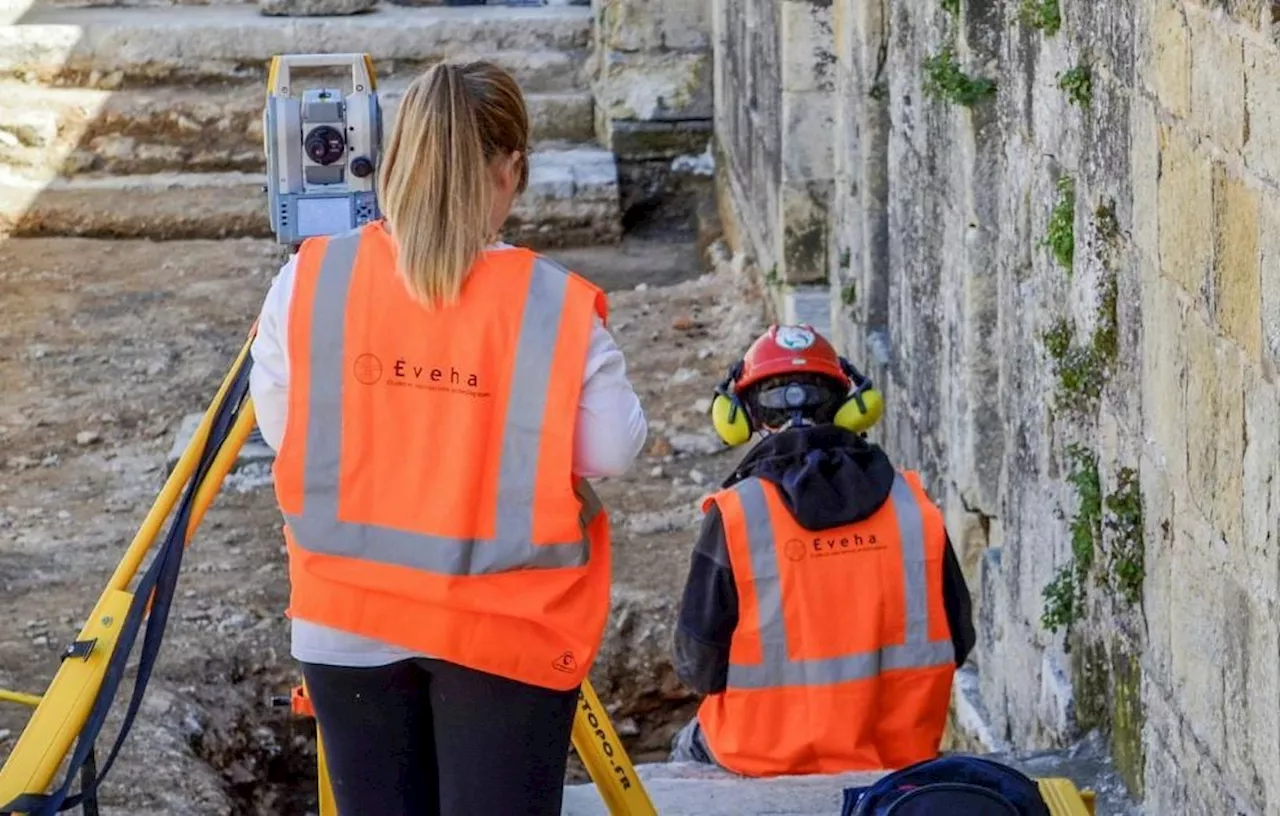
1, 352, 253, 816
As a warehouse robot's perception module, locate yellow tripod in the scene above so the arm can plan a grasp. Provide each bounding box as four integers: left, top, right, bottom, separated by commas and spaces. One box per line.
0, 333, 656, 816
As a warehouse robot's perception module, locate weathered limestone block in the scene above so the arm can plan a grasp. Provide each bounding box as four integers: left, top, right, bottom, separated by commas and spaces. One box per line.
1239, 370, 1280, 807
1140, 270, 1190, 492
780, 0, 834, 92
594, 50, 712, 122
1210, 165, 1262, 361
1182, 311, 1246, 545
1130, 97, 1160, 262
779, 181, 830, 285
1168, 501, 1228, 761
1258, 187, 1280, 371
1137, 453, 1176, 690
590, 0, 713, 172
780, 91, 834, 182
1187, 5, 1246, 152
597, 0, 710, 52
259, 0, 376, 15
1147, 0, 1192, 119
1244, 42, 1280, 187
1156, 124, 1212, 295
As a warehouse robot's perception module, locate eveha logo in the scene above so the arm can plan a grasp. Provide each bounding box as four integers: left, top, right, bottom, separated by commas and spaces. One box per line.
392, 358, 481, 389
808, 532, 886, 557
360, 354, 491, 399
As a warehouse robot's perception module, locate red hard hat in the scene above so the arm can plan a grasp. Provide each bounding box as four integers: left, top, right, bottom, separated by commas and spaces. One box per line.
734, 324, 850, 393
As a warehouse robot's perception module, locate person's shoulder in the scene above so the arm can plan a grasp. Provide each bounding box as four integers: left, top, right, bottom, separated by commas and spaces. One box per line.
699, 476, 757, 514
529, 251, 599, 287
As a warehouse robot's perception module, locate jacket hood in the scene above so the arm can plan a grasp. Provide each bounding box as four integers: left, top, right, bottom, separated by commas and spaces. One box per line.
722, 425, 896, 531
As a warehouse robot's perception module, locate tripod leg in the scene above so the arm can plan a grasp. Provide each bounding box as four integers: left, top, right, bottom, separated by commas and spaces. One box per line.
570, 680, 656, 816
316, 727, 338, 816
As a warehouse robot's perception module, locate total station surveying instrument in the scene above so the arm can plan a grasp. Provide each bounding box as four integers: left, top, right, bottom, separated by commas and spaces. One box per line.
0, 52, 657, 816
264, 53, 383, 247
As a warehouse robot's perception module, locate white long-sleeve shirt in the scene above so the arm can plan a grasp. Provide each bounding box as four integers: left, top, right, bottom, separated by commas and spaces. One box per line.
249, 246, 648, 667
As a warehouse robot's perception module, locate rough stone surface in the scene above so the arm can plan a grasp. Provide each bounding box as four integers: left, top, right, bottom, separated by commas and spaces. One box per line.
0, 82, 594, 177
0, 2, 617, 244
0, 5, 593, 83
711, 0, 1280, 811
588, 0, 713, 164
0, 150, 622, 248
257, 0, 375, 17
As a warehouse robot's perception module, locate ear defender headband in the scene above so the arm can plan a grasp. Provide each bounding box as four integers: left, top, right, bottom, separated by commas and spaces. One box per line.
708, 358, 886, 446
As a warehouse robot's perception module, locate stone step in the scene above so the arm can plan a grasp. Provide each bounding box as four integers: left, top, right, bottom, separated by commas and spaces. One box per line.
0, 4, 593, 87
0, 146, 622, 248
0, 81, 596, 176
562, 763, 885, 816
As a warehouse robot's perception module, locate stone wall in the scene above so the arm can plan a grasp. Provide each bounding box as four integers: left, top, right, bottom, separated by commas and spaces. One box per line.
711, 0, 1280, 812
589, 0, 714, 230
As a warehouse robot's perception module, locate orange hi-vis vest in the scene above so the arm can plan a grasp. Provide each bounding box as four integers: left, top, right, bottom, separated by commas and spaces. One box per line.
697, 471, 956, 776
272, 221, 612, 691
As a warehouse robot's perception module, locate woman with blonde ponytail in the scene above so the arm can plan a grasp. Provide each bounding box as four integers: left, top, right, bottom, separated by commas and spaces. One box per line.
248, 60, 647, 815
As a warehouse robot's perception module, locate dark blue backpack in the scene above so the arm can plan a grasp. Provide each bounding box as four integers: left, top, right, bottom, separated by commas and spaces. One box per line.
842, 755, 1052, 816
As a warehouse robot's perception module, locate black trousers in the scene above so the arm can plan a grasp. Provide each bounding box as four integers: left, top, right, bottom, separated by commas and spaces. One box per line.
301, 658, 580, 816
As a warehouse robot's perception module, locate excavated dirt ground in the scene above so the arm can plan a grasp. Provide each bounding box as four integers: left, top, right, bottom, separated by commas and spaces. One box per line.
0, 233, 764, 814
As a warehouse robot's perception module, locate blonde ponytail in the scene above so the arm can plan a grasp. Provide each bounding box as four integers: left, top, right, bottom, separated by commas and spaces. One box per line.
377, 61, 530, 306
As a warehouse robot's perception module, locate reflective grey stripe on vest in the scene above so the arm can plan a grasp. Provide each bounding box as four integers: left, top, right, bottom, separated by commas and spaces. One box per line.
284, 229, 595, 575
725, 476, 953, 690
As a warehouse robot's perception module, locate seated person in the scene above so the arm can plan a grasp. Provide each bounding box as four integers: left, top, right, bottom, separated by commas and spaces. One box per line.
669, 324, 976, 777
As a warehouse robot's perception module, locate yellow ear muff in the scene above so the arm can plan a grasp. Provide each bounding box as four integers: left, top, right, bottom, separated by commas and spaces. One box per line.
834, 387, 884, 434
711, 393, 753, 446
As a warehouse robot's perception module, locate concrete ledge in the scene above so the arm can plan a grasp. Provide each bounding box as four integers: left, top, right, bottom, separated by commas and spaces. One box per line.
0, 147, 621, 246
562, 762, 886, 816
0, 4, 592, 83
0, 81, 595, 175
770, 285, 831, 336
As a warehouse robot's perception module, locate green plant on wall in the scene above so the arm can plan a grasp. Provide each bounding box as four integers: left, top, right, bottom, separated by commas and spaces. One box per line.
923, 47, 997, 107
1057, 63, 1092, 108
1103, 467, 1144, 606
941, 0, 960, 15
1041, 318, 1105, 406
1092, 271, 1119, 364
1020, 0, 1062, 35
1041, 176, 1075, 271
1094, 199, 1119, 243
1042, 443, 1101, 634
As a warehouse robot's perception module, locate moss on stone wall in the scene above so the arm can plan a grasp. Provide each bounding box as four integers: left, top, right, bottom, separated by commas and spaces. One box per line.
923, 47, 996, 107
1041, 444, 1101, 634
1069, 636, 1146, 799
1041, 441, 1145, 633
1019, 0, 1061, 35
1102, 467, 1144, 606
1042, 176, 1075, 271
1058, 63, 1092, 108
1110, 644, 1146, 798
1070, 635, 1109, 729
